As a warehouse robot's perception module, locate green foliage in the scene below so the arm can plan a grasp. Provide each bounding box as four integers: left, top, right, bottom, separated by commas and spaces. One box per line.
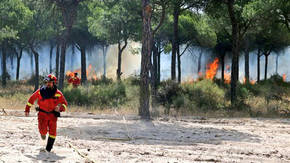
0, 0, 32, 42
156, 79, 226, 113
63, 82, 126, 107
181, 79, 226, 111
157, 80, 182, 107
0, 26, 18, 42
124, 75, 140, 86
87, 0, 141, 44
91, 76, 113, 85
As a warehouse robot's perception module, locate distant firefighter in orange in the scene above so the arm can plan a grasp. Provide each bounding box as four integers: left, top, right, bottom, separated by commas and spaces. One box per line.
68, 72, 81, 88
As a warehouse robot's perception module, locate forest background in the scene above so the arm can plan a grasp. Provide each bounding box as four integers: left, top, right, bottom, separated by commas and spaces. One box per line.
0, 0, 290, 119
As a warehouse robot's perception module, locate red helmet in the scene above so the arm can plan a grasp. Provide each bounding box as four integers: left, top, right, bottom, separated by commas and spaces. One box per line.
44, 74, 57, 83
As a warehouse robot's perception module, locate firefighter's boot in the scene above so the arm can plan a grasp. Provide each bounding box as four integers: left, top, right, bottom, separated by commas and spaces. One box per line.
46, 136, 55, 152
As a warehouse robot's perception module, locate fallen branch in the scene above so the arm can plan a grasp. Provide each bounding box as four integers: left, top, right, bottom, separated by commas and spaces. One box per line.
66, 141, 96, 163
1, 108, 7, 116
92, 136, 133, 141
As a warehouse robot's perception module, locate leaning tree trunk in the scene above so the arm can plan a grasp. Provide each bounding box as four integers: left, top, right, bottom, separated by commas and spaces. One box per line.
31, 47, 39, 91
55, 43, 60, 79
16, 48, 23, 80
139, 0, 152, 120
171, 5, 179, 81
116, 41, 127, 81
80, 46, 87, 84
227, 0, 240, 105
1, 45, 7, 87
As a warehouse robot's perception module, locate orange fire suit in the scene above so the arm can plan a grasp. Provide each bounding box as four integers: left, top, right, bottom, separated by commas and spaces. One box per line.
25, 88, 68, 137
68, 76, 81, 87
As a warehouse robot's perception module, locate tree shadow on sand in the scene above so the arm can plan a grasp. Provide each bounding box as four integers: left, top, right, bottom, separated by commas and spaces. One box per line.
58, 119, 261, 145
25, 151, 66, 162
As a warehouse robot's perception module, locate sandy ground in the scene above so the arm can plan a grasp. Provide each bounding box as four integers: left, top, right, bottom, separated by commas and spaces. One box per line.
0, 110, 290, 163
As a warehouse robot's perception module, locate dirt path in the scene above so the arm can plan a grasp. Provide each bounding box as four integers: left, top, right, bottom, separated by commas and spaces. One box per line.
0, 110, 290, 163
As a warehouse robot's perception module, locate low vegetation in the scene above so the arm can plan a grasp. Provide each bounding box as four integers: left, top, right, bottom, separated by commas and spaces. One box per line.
0, 74, 289, 117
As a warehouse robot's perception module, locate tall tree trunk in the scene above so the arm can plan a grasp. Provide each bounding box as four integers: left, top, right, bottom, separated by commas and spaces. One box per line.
80, 47, 87, 84
221, 53, 225, 82
157, 49, 161, 85
55, 43, 60, 78
102, 45, 107, 78
55, 1, 80, 89
1, 45, 7, 87
177, 45, 181, 83
10, 55, 14, 69
117, 42, 122, 81
257, 49, 261, 82
16, 48, 23, 80
116, 41, 127, 81
264, 51, 271, 80
49, 43, 54, 73
171, 5, 179, 81
275, 54, 278, 74
227, 0, 240, 105
157, 42, 161, 85
30, 53, 34, 74
59, 38, 67, 90
70, 47, 74, 71
244, 49, 250, 83
151, 41, 158, 107
197, 49, 203, 75
264, 54, 268, 80
139, 0, 152, 120
31, 47, 39, 91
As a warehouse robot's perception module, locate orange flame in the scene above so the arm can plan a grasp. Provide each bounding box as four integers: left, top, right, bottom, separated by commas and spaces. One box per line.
224, 73, 231, 84
223, 65, 231, 84
250, 80, 256, 85
205, 58, 219, 80
283, 74, 286, 82
66, 64, 99, 81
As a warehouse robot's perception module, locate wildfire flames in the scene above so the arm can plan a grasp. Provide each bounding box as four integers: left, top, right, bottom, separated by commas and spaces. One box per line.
283, 74, 286, 82
205, 58, 219, 80
224, 65, 231, 84
66, 64, 99, 81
